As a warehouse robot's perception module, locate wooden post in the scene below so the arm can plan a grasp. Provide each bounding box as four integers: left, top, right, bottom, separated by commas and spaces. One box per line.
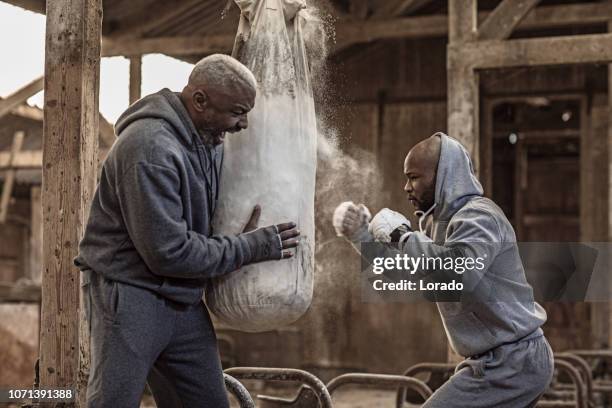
0, 131, 25, 223
29, 186, 42, 284
446, 0, 478, 364
41, 0, 101, 406
129, 55, 142, 104
447, 0, 479, 169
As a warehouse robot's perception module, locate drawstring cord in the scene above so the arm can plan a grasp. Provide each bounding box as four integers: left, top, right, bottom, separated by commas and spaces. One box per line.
414, 203, 437, 233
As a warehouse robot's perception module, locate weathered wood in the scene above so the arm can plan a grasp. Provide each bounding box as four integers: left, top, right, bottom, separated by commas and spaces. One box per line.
453, 33, 612, 70
449, 0, 476, 43
349, 0, 370, 19
0, 282, 41, 302
129, 55, 142, 104
30, 186, 43, 284
41, 0, 101, 406
3, 0, 45, 14
105, 0, 202, 38
102, 34, 234, 57
0, 150, 42, 169
0, 132, 25, 223
0, 77, 43, 119
10, 104, 44, 121
372, 0, 433, 18
99, 113, 116, 148
478, 0, 541, 41
99, 3, 612, 56
447, 0, 477, 365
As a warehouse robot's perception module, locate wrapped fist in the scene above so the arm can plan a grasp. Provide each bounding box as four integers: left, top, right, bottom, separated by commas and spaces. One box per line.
332, 201, 372, 243
369, 208, 412, 243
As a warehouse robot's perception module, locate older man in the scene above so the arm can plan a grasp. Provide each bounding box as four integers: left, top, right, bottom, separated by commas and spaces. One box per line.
75, 54, 300, 407
335, 133, 553, 407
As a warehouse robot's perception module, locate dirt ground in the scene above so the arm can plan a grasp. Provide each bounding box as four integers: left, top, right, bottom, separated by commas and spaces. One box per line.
140, 386, 419, 407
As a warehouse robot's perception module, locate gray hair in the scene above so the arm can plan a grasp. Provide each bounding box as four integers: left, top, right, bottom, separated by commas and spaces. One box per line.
189, 54, 257, 92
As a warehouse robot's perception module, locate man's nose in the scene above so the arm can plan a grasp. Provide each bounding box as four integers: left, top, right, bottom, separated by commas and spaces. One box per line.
238, 114, 248, 130
404, 181, 412, 192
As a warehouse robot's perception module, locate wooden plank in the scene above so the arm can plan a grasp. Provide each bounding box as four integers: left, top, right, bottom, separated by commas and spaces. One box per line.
98, 3, 612, 56
453, 33, 612, 70
99, 113, 116, 148
105, 0, 203, 38
0, 282, 41, 302
129, 55, 142, 104
41, 0, 101, 405
10, 104, 44, 121
0, 151, 42, 169
447, 0, 477, 366
29, 186, 43, 284
0, 132, 25, 223
2, 0, 45, 14
102, 34, 235, 57
478, 0, 541, 41
372, 0, 433, 18
349, 0, 370, 19
449, 0, 477, 43
0, 77, 44, 119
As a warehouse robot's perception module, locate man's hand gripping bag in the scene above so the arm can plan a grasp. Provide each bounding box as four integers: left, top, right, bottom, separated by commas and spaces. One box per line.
205, 0, 317, 332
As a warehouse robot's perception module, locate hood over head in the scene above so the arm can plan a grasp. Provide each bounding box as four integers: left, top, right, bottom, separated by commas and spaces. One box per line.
114, 88, 199, 148
433, 132, 483, 221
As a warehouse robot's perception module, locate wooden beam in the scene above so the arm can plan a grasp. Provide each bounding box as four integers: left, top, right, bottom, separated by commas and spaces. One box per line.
372, 0, 433, 18
102, 34, 234, 57
2, 0, 45, 14
478, 0, 541, 41
99, 113, 116, 148
98, 3, 612, 56
10, 104, 44, 121
451, 33, 612, 70
447, 0, 478, 365
0, 150, 42, 169
29, 186, 43, 284
0, 282, 41, 302
41, 0, 101, 404
129, 56, 142, 104
349, 0, 370, 20
0, 77, 44, 119
0, 132, 25, 223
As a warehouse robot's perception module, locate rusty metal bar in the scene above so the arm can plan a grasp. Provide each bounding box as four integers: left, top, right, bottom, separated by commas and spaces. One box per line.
224, 374, 255, 408
396, 363, 455, 407
554, 359, 587, 408
555, 353, 593, 406
224, 367, 333, 408
326, 373, 432, 402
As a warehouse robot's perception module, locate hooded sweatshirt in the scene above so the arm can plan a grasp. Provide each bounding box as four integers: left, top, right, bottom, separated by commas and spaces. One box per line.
75, 89, 270, 304
401, 133, 547, 357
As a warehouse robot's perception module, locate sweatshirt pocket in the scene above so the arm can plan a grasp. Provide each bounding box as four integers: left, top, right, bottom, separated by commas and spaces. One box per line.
443, 311, 497, 357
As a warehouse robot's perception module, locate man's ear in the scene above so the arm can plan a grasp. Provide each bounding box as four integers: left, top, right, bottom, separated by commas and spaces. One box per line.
193, 89, 209, 112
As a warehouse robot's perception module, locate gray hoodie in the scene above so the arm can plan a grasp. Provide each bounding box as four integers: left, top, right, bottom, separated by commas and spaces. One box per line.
75, 89, 277, 304
402, 133, 547, 357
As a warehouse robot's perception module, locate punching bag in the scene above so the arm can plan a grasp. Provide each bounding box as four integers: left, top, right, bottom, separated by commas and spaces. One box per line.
205, 0, 317, 332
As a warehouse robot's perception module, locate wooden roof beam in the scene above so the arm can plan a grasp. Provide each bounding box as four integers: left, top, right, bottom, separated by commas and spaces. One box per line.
452, 32, 612, 70
372, 0, 434, 18
0, 77, 44, 119
478, 0, 542, 41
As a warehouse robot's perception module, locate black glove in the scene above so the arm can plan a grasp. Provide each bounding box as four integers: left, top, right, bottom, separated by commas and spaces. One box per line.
390, 223, 412, 243
241, 225, 283, 264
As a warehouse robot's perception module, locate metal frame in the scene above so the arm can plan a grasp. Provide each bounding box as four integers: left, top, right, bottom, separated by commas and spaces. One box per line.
326, 373, 432, 401
224, 367, 333, 408
224, 374, 255, 408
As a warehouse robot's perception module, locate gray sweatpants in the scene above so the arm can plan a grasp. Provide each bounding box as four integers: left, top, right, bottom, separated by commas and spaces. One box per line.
424, 331, 554, 408
82, 271, 229, 408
